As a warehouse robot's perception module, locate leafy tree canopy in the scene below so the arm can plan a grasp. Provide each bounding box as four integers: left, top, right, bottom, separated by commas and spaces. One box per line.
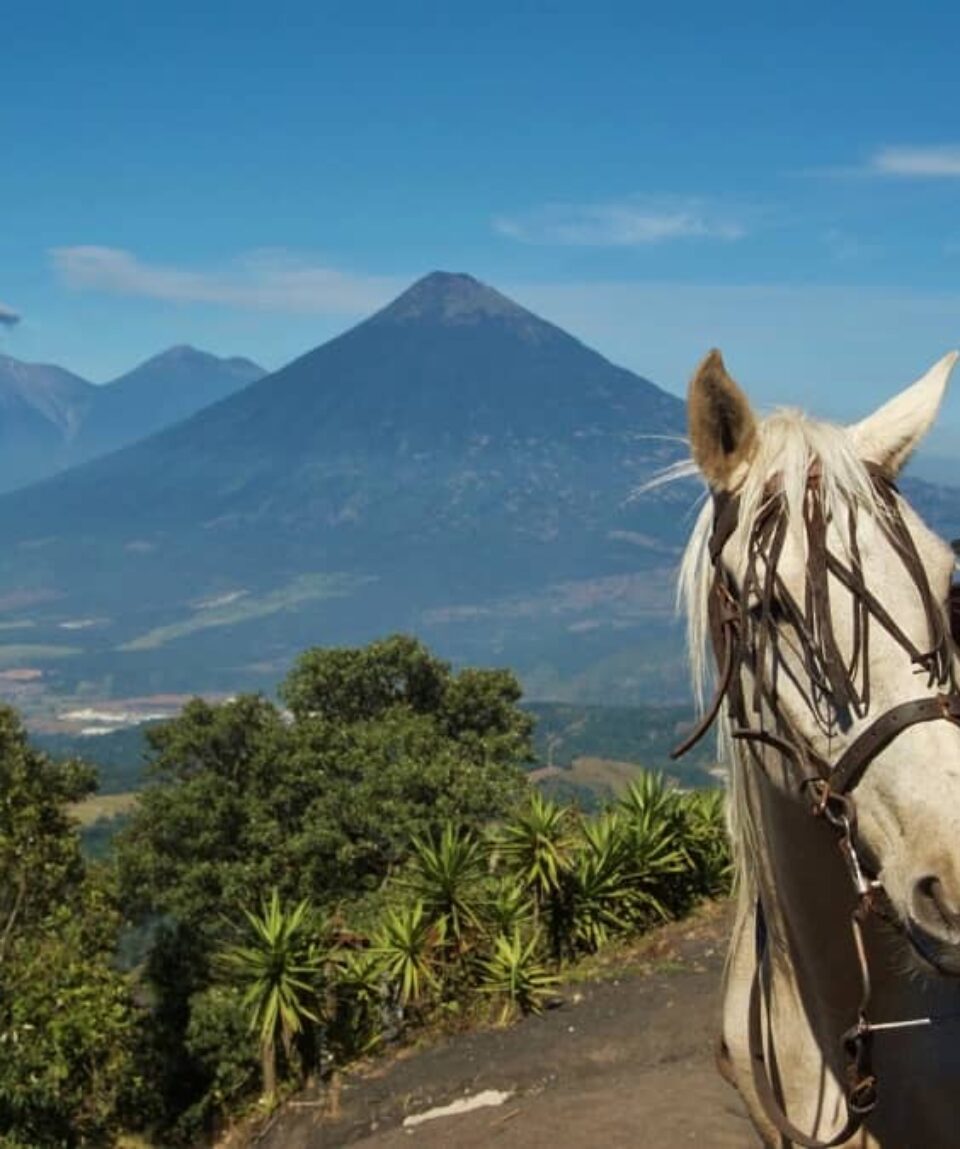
0, 705, 144, 1147
117, 636, 531, 932
0, 706, 95, 955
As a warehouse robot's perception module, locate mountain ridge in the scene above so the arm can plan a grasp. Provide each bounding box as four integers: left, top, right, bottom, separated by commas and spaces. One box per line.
0, 272, 694, 705
0, 345, 266, 492
0, 271, 955, 712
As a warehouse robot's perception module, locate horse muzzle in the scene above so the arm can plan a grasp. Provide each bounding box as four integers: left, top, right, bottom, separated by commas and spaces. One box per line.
905, 875, 960, 977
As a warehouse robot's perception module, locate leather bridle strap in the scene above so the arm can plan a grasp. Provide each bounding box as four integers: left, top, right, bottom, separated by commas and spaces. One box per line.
748, 961, 870, 1148
671, 463, 960, 1148
829, 692, 960, 794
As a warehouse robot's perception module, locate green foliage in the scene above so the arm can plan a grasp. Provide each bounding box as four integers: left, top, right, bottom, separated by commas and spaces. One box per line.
326, 948, 386, 1062
481, 875, 535, 938
0, 705, 145, 1148
116, 637, 530, 931
280, 634, 449, 724
110, 637, 532, 1136
492, 791, 575, 907
479, 929, 558, 1022
615, 774, 690, 923
115, 693, 291, 925
0, 706, 95, 951
398, 824, 488, 948
678, 788, 732, 898
562, 812, 636, 954
0, 887, 146, 1148
220, 890, 326, 1103
373, 901, 443, 1008
180, 985, 259, 1134
0, 653, 736, 1148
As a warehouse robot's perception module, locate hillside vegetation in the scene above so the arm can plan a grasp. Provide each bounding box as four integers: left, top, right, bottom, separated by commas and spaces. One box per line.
0, 635, 728, 1147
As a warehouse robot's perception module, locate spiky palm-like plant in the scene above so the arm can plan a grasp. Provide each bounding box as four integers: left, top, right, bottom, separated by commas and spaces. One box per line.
220, 889, 325, 1105
564, 811, 636, 954
493, 791, 575, 909
398, 823, 488, 949
618, 772, 685, 838
373, 900, 443, 1013
617, 772, 689, 921
482, 874, 535, 938
326, 947, 386, 1061
479, 928, 559, 1023
679, 788, 732, 898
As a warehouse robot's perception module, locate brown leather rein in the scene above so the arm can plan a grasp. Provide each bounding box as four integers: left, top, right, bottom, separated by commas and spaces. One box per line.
672, 463, 960, 1148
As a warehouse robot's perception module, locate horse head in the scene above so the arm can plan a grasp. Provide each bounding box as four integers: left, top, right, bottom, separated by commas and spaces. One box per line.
684, 348, 960, 971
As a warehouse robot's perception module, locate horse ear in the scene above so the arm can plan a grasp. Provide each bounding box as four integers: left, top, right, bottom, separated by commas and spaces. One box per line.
849, 351, 959, 476
687, 349, 758, 489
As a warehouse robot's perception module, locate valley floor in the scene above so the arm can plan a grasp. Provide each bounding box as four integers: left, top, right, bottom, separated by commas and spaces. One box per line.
251, 902, 760, 1149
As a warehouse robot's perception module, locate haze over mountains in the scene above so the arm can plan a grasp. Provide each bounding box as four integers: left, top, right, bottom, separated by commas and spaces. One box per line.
0, 271, 956, 714
0, 347, 265, 492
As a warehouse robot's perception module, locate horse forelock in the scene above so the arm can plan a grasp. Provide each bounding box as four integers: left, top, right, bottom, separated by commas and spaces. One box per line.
676, 408, 891, 898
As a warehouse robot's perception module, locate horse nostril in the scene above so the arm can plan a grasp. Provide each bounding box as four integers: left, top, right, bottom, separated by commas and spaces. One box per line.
913, 875, 960, 936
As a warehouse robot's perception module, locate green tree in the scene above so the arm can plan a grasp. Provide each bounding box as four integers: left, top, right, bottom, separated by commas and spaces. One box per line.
114, 637, 531, 1132
279, 634, 449, 723
0, 705, 145, 1147
220, 890, 326, 1105
0, 707, 95, 956
117, 640, 530, 931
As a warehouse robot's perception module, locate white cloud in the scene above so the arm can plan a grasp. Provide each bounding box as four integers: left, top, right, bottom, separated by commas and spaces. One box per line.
806, 145, 960, 180
0, 302, 20, 327
870, 145, 960, 177
493, 200, 745, 247
50, 246, 404, 315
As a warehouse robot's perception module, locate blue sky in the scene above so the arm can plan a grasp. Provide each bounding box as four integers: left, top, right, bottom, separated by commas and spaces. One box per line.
4, 1, 960, 465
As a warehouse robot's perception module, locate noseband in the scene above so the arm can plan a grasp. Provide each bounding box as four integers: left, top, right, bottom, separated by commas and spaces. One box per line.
673, 462, 960, 1148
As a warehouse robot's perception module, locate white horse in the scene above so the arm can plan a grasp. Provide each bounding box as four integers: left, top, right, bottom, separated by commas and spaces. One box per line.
678, 349, 960, 1148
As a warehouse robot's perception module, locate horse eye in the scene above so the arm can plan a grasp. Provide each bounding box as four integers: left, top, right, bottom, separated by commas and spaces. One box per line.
747, 596, 786, 623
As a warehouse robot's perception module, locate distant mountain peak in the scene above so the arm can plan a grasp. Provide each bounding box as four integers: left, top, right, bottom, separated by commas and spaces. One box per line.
373, 271, 532, 326
157, 344, 201, 359
107, 345, 266, 385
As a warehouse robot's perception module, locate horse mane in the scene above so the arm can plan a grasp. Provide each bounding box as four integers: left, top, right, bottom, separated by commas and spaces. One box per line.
676, 408, 889, 902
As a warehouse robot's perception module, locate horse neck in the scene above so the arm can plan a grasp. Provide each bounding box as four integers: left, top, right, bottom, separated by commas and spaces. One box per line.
742, 762, 864, 1032
736, 755, 960, 1146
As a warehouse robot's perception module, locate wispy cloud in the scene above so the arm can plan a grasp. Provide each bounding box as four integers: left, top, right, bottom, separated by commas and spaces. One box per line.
869, 145, 960, 177
493, 199, 745, 247
50, 247, 403, 314
807, 145, 960, 180
0, 302, 20, 328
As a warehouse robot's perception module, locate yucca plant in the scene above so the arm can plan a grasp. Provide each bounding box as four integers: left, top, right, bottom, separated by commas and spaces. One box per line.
326, 947, 387, 1061
617, 773, 689, 922
678, 788, 732, 898
398, 823, 488, 949
479, 928, 559, 1023
492, 792, 576, 913
481, 874, 535, 938
563, 811, 635, 955
618, 772, 685, 838
372, 900, 443, 1013
219, 889, 326, 1105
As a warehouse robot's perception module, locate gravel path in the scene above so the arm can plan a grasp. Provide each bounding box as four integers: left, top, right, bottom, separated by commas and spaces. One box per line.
253, 902, 761, 1149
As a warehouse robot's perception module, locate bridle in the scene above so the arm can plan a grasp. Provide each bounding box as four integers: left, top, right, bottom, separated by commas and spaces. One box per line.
673, 461, 960, 1148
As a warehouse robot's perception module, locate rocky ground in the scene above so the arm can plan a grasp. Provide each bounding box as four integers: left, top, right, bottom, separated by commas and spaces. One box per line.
248, 902, 761, 1149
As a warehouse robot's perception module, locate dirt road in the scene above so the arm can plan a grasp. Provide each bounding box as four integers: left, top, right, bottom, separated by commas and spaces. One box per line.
255, 902, 761, 1149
